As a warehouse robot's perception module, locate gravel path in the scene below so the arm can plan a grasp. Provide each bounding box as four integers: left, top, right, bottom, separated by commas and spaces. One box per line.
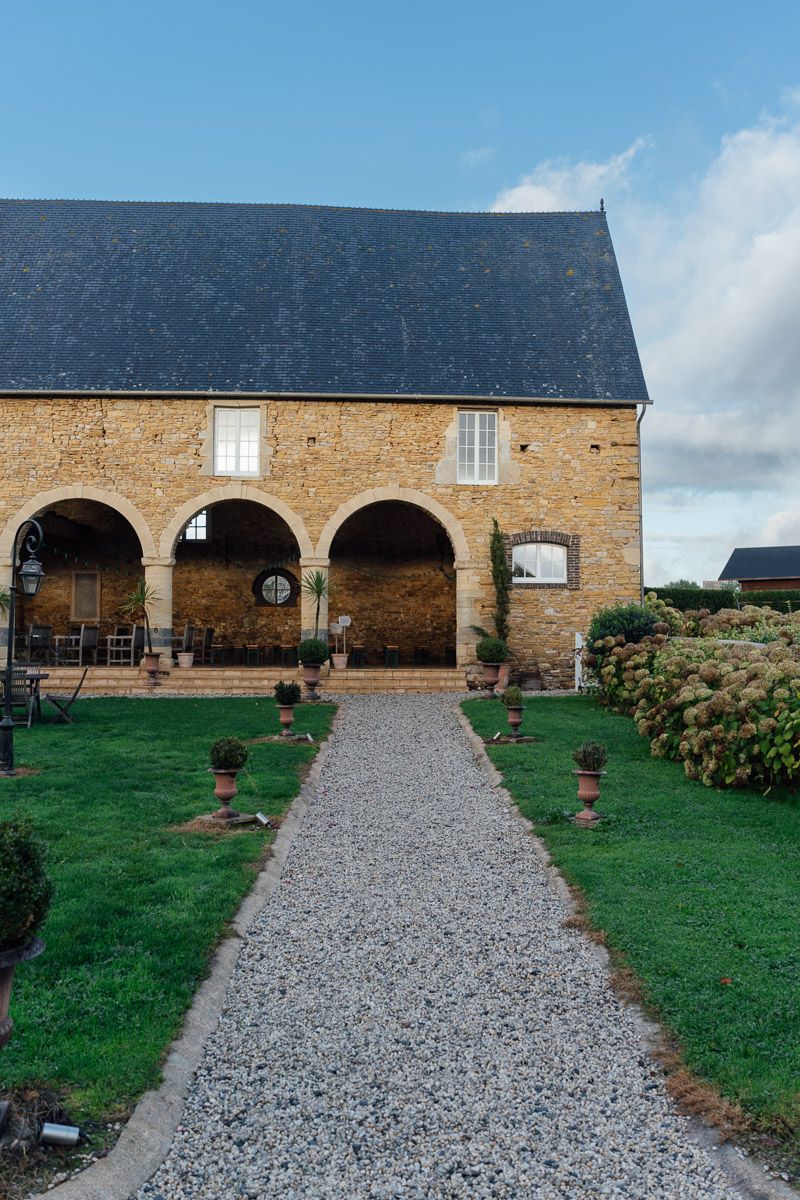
138, 695, 740, 1200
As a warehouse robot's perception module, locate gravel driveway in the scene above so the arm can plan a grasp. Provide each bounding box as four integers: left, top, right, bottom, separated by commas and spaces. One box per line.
138, 694, 740, 1200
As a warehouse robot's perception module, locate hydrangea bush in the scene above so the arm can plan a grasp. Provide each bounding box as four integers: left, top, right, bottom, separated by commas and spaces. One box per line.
587, 605, 800, 790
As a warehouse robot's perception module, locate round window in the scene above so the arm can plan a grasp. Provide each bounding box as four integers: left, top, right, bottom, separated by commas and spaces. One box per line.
252, 569, 298, 607
262, 573, 291, 605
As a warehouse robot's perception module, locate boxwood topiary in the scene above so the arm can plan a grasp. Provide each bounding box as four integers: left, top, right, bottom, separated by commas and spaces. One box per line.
476, 636, 508, 663
297, 637, 330, 665
0, 815, 54, 952
502, 685, 523, 707
274, 680, 302, 706
210, 737, 249, 771
587, 604, 656, 650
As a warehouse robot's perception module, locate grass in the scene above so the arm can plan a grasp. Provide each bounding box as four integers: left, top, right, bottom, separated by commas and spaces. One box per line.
462, 694, 800, 1131
0, 696, 334, 1125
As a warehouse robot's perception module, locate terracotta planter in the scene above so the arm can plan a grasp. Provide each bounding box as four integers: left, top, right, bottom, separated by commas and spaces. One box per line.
0, 938, 45, 1049
480, 662, 501, 688
573, 770, 606, 826
142, 650, 161, 686
209, 767, 241, 820
301, 662, 322, 698
331, 653, 349, 670
506, 706, 523, 737
278, 704, 295, 736
176, 652, 194, 669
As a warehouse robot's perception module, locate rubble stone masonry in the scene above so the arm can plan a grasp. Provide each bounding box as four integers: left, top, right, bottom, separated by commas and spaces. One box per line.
0, 395, 641, 687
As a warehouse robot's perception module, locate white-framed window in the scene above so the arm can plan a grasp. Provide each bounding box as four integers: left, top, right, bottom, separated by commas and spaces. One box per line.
182, 509, 208, 541
457, 410, 497, 484
512, 542, 568, 584
214, 407, 260, 476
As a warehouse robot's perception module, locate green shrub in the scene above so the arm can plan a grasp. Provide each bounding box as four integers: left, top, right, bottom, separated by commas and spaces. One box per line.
647, 586, 739, 613
572, 742, 608, 771
274, 680, 302, 706
297, 637, 330, 665
502, 686, 523, 707
210, 736, 249, 771
0, 815, 54, 951
476, 636, 508, 663
587, 604, 656, 651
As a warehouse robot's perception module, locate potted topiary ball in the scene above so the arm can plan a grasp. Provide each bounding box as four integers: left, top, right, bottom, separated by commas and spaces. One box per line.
209, 736, 249, 820
572, 742, 608, 826
274, 679, 302, 736
297, 637, 329, 698
0, 815, 53, 1049
476, 636, 509, 689
501, 685, 524, 737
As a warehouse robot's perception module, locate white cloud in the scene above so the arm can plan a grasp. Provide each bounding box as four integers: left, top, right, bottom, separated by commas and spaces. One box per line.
490, 137, 649, 212
490, 102, 800, 585
460, 146, 495, 170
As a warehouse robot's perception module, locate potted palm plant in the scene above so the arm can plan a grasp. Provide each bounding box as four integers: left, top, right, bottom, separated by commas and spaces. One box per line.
501, 685, 524, 737
301, 569, 328, 638
572, 742, 608, 826
0, 815, 53, 1049
274, 679, 302, 736
476, 635, 509, 689
209, 736, 249, 820
121, 578, 161, 684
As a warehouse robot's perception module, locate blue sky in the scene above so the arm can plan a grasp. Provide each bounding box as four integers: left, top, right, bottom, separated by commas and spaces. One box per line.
5, 0, 800, 584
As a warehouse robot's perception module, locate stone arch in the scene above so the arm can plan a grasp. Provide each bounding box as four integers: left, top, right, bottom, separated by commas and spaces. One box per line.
0, 485, 156, 562
158, 483, 314, 560
316, 486, 470, 564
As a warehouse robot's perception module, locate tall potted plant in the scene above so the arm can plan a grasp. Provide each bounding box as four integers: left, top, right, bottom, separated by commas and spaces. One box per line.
297, 637, 329, 698
121, 578, 161, 684
501, 685, 524, 737
476, 635, 509, 689
572, 742, 608, 826
0, 816, 53, 1049
274, 679, 301, 736
209, 736, 249, 820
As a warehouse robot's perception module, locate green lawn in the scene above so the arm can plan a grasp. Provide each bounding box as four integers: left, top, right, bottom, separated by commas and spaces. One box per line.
0, 696, 334, 1124
463, 695, 800, 1128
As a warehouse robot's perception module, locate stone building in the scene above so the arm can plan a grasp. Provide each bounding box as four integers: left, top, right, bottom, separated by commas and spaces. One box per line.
0, 200, 649, 686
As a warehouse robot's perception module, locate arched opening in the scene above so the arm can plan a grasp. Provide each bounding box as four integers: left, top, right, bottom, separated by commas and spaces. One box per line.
14, 499, 146, 649
328, 501, 456, 666
172, 500, 302, 660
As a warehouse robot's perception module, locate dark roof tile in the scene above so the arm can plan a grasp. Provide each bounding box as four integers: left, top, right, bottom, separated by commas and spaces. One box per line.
0, 199, 649, 399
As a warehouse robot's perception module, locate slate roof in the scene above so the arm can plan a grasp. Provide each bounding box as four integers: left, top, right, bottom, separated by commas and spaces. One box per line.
719, 546, 800, 581
0, 199, 649, 400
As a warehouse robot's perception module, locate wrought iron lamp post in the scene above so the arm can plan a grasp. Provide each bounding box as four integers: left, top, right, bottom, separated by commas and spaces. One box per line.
0, 519, 45, 777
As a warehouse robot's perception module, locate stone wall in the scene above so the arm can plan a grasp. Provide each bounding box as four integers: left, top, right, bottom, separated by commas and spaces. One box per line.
0, 396, 642, 685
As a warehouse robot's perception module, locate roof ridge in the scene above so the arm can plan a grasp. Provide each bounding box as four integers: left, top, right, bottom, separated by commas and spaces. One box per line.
0, 197, 605, 218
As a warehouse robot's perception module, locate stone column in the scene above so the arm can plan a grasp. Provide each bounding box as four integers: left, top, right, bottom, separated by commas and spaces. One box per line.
298, 557, 330, 642
142, 557, 175, 668
0, 562, 12, 652
455, 560, 482, 667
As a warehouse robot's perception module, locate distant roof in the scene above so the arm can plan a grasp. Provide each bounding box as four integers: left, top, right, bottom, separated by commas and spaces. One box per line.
0, 199, 649, 400
719, 546, 800, 581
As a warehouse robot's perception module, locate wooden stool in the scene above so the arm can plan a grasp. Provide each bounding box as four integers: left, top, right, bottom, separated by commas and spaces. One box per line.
384, 644, 399, 667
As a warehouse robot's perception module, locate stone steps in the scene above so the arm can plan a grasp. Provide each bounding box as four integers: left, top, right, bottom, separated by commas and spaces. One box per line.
39, 666, 468, 695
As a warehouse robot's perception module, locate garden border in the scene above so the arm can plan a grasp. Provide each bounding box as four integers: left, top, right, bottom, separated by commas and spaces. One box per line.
42, 711, 340, 1200
454, 703, 796, 1200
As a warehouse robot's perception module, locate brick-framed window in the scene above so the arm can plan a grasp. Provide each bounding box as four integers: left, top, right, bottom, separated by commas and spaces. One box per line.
457, 410, 497, 484
506, 530, 580, 589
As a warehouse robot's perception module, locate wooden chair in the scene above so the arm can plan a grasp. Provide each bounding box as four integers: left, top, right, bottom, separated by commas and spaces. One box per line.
196, 627, 214, 665
106, 624, 138, 666
0, 668, 35, 727
44, 668, 89, 723
59, 624, 99, 666
27, 624, 53, 664
171, 624, 196, 658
